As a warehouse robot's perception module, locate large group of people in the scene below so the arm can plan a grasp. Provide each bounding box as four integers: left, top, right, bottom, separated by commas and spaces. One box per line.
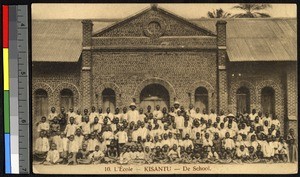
33, 101, 298, 165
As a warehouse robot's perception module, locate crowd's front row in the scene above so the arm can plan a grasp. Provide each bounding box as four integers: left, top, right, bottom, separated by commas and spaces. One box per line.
33, 103, 298, 165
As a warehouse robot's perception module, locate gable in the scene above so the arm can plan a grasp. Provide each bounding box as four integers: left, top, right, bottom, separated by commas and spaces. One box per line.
93, 7, 215, 37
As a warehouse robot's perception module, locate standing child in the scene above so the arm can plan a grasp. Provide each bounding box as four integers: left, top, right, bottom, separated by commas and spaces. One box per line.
287, 128, 298, 163
34, 131, 50, 163
67, 135, 79, 165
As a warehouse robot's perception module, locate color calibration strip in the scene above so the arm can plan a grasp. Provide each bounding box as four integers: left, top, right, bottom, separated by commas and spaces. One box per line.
9, 5, 20, 174
3, 5, 12, 174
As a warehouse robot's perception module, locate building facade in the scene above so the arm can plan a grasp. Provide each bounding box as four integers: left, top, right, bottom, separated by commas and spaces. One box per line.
32, 6, 297, 135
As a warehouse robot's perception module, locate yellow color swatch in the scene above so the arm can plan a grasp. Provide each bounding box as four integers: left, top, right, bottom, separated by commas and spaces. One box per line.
3, 48, 9, 90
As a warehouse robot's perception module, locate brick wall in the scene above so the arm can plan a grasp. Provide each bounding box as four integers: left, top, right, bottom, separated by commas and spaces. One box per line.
91, 51, 217, 110
227, 62, 295, 135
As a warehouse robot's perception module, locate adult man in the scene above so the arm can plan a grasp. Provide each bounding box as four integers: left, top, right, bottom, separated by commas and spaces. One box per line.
127, 103, 139, 124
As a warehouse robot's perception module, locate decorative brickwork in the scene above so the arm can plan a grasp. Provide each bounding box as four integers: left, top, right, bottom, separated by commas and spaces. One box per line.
286, 67, 297, 138
188, 80, 216, 111
94, 9, 214, 37
94, 82, 122, 108
133, 77, 177, 107
53, 82, 81, 109
229, 80, 256, 114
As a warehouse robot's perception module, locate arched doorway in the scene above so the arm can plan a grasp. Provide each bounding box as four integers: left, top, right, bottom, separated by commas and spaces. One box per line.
34, 89, 48, 120
60, 89, 74, 111
195, 87, 208, 113
102, 88, 116, 111
236, 86, 250, 114
140, 84, 170, 111
261, 87, 275, 117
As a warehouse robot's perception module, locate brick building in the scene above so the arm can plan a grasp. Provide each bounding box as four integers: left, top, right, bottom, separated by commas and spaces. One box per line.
32, 5, 297, 135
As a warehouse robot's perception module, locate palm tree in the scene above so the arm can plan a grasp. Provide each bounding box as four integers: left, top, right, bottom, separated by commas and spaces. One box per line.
232, 3, 272, 18
207, 8, 231, 18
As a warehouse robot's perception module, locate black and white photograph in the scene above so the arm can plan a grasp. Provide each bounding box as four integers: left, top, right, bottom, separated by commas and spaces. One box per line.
31, 3, 297, 174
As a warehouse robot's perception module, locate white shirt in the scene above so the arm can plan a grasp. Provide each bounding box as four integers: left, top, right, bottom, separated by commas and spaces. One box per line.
127, 110, 139, 124
37, 122, 50, 133
48, 112, 58, 121
115, 131, 128, 144
153, 110, 163, 120
35, 137, 49, 152
175, 116, 185, 129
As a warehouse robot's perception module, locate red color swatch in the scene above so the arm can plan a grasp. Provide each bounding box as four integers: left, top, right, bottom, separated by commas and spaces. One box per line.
3, 5, 9, 48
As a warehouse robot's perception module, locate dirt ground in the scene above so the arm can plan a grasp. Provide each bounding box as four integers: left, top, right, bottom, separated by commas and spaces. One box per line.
33, 162, 298, 174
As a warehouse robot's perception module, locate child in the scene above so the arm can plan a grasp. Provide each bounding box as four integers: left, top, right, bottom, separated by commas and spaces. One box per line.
102, 126, 114, 147
77, 144, 91, 164
248, 146, 260, 163
67, 135, 79, 165
207, 146, 219, 163
223, 132, 235, 150
182, 146, 193, 163
255, 145, 265, 163
87, 133, 99, 152
136, 146, 146, 164
44, 143, 62, 165
91, 117, 102, 133
192, 144, 202, 163
105, 141, 118, 163
64, 117, 77, 137
115, 126, 128, 152
74, 128, 84, 150
119, 146, 131, 164
80, 116, 91, 135
287, 128, 298, 163
34, 131, 50, 162
50, 117, 60, 134
168, 144, 181, 163
37, 116, 50, 133
236, 145, 249, 162
278, 137, 288, 162
160, 145, 169, 163
144, 146, 153, 164
89, 145, 105, 164
183, 134, 194, 149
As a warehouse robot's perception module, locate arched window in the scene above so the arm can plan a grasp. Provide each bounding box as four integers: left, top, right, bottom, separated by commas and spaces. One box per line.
140, 84, 170, 111
195, 87, 208, 113
261, 87, 275, 117
60, 89, 74, 111
102, 88, 116, 111
34, 89, 48, 119
236, 87, 250, 114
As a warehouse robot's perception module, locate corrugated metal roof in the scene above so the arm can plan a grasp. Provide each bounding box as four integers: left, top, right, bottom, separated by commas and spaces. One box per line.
192, 18, 297, 62
32, 18, 296, 62
32, 20, 83, 62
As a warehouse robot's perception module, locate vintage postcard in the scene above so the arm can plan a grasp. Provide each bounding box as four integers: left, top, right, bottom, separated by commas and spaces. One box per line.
31, 3, 297, 174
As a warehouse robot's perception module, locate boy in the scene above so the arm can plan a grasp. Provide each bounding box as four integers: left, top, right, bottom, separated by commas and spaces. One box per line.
223, 132, 235, 150
168, 144, 181, 163
236, 145, 249, 162
115, 126, 128, 151
89, 145, 105, 164
77, 144, 91, 164
80, 116, 91, 135
119, 146, 131, 164
64, 117, 77, 137
50, 117, 60, 134
144, 146, 153, 164
37, 116, 50, 133
34, 131, 50, 162
44, 143, 61, 164
87, 133, 99, 152
67, 135, 79, 165
48, 107, 58, 122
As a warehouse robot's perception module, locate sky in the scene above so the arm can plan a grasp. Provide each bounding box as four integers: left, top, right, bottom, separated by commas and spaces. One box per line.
32, 3, 297, 19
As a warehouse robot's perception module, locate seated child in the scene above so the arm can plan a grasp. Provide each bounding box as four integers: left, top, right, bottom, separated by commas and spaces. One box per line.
104, 141, 118, 163
37, 116, 50, 133
135, 146, 146, 164
248, 146, 260, 163
77, 144, 91, 164
119, 146, 131, 164
207, 146, 219, 164
160, 145, 170, 164
44, 143, 62, 165
192, 144, 202, 163
50, 117, 60, 134
89, 145, 105, 164
152, 146, 163, 163
168, 144, 181, 163
144, 146, 153, 164
181, 146, 193, 163
236, 145, 249, 162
